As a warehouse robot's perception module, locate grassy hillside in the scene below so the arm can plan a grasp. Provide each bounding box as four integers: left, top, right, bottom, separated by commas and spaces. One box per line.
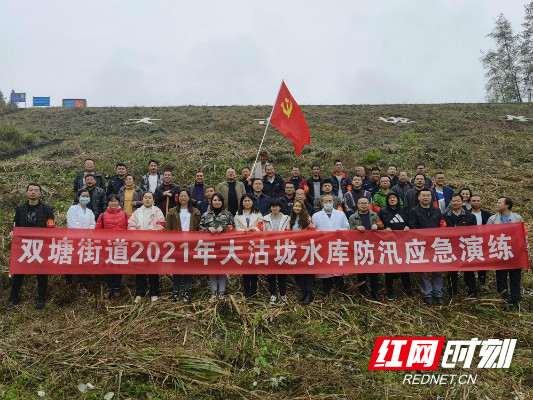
0, 104, 532, 399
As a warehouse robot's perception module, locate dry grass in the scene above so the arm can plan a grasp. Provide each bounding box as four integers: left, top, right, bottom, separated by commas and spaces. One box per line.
0, 104, 532, 399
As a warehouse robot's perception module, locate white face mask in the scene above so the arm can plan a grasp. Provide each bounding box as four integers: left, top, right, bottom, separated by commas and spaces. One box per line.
323, 203, 334, 211
79, 197, 90, 205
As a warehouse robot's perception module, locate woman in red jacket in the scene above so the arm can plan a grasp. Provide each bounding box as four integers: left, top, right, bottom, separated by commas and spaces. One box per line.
96, 194, 129, 298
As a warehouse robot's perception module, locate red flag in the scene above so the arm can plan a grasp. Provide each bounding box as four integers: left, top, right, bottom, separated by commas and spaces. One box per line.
269, 81, 310, 157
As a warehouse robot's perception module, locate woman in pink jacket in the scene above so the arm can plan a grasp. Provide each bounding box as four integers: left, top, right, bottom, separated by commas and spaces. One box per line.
128, 192, 165, 303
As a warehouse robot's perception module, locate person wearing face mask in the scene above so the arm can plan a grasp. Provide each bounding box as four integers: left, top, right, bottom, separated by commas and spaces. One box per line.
199, 193, 235, 301
66, 189, 96, 289
96, 194, 130, 299
128, 192, 166, 303
290, 199, 315, 305
76, 174, 107, 221
68, 189, 96, 229
312, 194, 350, 300
118, 174, 144, 216
165, 189, 201, 303
235, 194, 263, 299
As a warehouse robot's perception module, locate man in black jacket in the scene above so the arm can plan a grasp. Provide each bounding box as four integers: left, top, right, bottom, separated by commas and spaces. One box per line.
279, 182, 296, 215
76, 174, 106, 221
469, 194, 493, 290
330, 160, 351, 198
73, 158, 106, 194
262, 163, 284, 199
391, 171, 413, 202
408, 188, 445, 306
188, 171, 207, 204
410, 163, 434, 188
307, 162, 324, 202
343, 174, 372, 218
7, 183, 55, 309
106, 163, 128, 197
443, 193, 478, 299
404, 173, 438, 212
154, 169, 180, 216
252, 179, 271, 216
364, 167, 381, 196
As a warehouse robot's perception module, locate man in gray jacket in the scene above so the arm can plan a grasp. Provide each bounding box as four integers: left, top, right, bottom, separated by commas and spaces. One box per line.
217, 168, 246, 215
487, 197, 527, 312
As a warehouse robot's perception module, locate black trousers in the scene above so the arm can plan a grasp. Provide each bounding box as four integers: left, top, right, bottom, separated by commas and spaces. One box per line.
10, 274, 48, 298
297, 275, 314, 292
496, 269, 522, 304
243, 275, 258, 297
447, 271, 477, 296
385, 273, 411, 294
358, 274, 379, 293
106, 274, 122, 291
477, 271, 487, 284
267, 275, 286, 296
322, 276, 345, 295
135, 275, 160, 296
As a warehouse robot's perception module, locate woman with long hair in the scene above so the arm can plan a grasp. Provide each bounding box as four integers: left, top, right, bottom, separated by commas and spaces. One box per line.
165, 189, 201, 303
95, 193, 129, 298
289, 199, 315, 305
199, 193, 235, 301
262, 197, 291, 305
235, 194, 263, 298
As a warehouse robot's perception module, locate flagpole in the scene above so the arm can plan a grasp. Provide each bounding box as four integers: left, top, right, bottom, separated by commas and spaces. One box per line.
251, 80, 284, 175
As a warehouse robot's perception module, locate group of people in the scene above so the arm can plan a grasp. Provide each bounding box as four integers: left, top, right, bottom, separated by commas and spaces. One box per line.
6, 154, 527, 312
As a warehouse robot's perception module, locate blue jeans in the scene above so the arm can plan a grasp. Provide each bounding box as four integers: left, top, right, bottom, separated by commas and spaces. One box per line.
209, 275, 227, 292
173, 275, 192, 292
419, 272, 443, 298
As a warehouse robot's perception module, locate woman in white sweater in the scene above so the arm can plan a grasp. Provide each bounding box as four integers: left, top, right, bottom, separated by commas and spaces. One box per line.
235, 194, 263, 298
262, 198, 290, 305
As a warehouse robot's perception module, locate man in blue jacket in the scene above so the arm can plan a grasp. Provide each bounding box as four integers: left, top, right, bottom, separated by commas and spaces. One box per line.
431, 172, 454, 212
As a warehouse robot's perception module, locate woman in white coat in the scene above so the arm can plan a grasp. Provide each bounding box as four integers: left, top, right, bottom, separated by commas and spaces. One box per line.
128, 192, 165, 303
262, 198, 290, 305
235, 194, 263, 298
311, 194, 350, 299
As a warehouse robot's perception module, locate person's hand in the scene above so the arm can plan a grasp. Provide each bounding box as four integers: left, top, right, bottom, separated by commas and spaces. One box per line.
208, 227, 217, 234
371, 224, 378, 231
217, 226, 224, 233
386, 227, 392, 232
8, 231, 13, 239
357, 226, 365, 233
163, 190, 171, 197
404, 226, 410, 232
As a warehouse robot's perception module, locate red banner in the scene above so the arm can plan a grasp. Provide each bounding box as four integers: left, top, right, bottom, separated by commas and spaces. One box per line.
9, 224, 530, 275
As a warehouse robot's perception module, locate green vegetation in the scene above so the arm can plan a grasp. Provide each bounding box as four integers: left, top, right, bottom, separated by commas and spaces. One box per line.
0, 104, 531, 399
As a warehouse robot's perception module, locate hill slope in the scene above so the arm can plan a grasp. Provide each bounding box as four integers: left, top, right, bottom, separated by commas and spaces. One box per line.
0, 104, 531, 399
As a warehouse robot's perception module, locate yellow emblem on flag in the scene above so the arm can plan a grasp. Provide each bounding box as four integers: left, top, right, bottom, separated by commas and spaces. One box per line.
281, 98, 293, 118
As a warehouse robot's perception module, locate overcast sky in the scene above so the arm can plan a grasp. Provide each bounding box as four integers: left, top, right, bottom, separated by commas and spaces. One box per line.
1, 1, 529, 106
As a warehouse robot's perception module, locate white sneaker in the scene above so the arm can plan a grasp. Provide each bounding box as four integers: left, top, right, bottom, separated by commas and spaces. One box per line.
269, 295, 277, 305
150, 296, 159, 303
280, 295, 288, 304
209, 292, 217, 302
134, 296, 143, 304
218, 292, 225, 300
